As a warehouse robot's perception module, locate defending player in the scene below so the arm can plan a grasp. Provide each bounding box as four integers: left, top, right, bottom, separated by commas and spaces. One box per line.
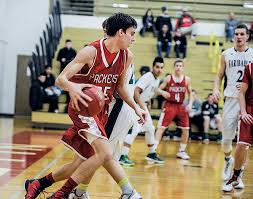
213, 24, 253, 185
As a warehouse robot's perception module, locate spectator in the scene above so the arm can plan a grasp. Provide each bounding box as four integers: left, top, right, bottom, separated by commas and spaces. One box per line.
175, 8, 197, 39
155, 6, 173, 33
157, 24, 172, 58
42, 66, 62, 97
201, 93, 222, 144
140, 8, 156, 37
37, 74, 59, 113
57, 39, 77, 72
225, 12, 240, 42
174, 29, 187, 59
184, 89, 203, 140
250, 22, 253, 41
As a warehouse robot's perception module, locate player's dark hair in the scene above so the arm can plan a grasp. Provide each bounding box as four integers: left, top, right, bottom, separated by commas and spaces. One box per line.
102, 18, 108, 30
235, 24, 249, 34
192, 89, 197, 93
208, 93, 213, 98
152, 56, 164, 67
106, 13, 137, 36
173, 59, 184, 66
65, 39, 72, 43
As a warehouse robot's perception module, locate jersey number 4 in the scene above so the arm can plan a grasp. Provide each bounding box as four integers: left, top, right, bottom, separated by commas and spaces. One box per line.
175, 93, 180, 102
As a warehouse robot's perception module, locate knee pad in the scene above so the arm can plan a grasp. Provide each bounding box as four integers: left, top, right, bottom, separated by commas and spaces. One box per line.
222, 139, 233, 153
145, 125, 155, 145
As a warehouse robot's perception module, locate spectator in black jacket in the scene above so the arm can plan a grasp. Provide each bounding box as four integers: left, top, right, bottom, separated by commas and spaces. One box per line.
174, 29, 187, 59
201, 93, 222, 144
155, 6, 173, 33
57, 39, 77, 72
157, 24, 172, 58
140, 8, 156, 37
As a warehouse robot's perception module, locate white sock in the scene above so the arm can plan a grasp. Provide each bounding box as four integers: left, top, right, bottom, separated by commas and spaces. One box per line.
148, 140, 158, 153
224, 154, 232, 161
121, 146, 130, 156
179, 143, 187, 152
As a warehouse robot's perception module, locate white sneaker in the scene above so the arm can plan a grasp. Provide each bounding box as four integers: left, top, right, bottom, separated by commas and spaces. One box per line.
234, 177, 244, 189
68, 189, 91, 199
176, 151, 190, 160
222, 157, 234, 181
119, 189, 142, 199
222, 176, 239, 192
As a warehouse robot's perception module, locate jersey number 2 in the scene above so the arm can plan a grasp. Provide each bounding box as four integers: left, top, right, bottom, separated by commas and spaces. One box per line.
237, 70, 243, 82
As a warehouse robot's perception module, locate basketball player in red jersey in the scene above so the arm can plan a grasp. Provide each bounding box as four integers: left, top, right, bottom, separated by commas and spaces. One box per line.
223, 63, 253, 192
155, 59, 193, 161
24, 13, 145, 199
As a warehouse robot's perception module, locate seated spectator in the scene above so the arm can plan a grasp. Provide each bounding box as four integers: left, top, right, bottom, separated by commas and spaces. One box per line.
140, 8, 156, 37
155, 6, 173, 34
157, 24, 172, 58
174, 29, 187, 59
201, 93, 222, 144
184, 89, 203, 140
57, 39, 77, 72
37, 74, 59, 113
225, 12, 240, 42
42, 66, 62, 97
175, 8, 197, 39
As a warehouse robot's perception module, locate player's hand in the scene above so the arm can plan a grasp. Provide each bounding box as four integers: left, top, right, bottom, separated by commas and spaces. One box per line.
185, 105, 192, 113
135, 107, 147, 125
69, 83, 93, 111
161, 90, 170, 99
241, 112, 253, 125
236, 83, 241, 91
212, 89, 221, 102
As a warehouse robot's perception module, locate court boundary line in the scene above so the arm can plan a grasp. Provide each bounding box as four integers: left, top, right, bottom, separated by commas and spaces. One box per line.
10, 148, 68, 199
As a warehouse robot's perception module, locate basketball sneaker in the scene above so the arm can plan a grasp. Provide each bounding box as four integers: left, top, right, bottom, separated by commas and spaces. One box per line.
119, 189, 142, 199
234, 176, 244, 189
222, 175, 239, 192
68, 189, 91, 199
145, 153, 164, 164
176, 151, 190, 160
119, 155, 134, 166
222, 157, 234, 181
24, 179, 44, 199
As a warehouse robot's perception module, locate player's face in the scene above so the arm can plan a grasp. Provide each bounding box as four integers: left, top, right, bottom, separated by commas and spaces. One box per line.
152, 62, 164, 77
174, 62, 184, 74
119, 27, 136, 50
234, 28, 249, 47
208, 95, 214, 104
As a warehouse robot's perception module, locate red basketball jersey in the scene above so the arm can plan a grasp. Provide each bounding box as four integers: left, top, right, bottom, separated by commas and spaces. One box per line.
69, 38, 127, 125
165, 75, 187, 104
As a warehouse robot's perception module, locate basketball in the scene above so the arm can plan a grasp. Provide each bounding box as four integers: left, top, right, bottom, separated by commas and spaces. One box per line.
78, 85, 105, 117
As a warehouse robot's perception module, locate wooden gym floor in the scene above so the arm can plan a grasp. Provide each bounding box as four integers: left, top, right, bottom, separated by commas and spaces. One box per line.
0, 117, 253, 199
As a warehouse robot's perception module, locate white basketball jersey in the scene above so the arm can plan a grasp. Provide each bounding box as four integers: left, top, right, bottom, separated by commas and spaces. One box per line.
224, 47, 253, 97
135, 72, 160, 103
125, 63, 135, 96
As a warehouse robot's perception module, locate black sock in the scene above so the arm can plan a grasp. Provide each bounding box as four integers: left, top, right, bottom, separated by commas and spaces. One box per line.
38, 173, 55, 189
233, 169, 241, 177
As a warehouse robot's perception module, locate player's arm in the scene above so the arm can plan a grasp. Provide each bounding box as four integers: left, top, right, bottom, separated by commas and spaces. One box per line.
213, 53, 225, 101
156, 75, 170, 99
239, 66, 253, 124
55, 46, 96, 111
186, 76, 193, 111
116, 50, 146, 123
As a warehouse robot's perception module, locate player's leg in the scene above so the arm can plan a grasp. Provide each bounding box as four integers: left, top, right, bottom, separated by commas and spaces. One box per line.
176, 105, 190, 160
144, 111, 164, 164
120, 122, 141, 166
221, 98, 239, 180
222, 117, 252, 192
50, 132, 141, 199
203, 115, 210, 144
